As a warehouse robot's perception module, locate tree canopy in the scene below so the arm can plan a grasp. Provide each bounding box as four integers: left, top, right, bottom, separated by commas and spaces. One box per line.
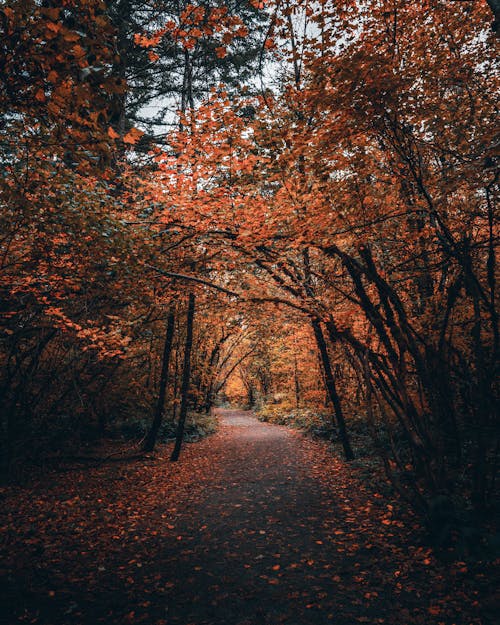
0, 0, 498, 523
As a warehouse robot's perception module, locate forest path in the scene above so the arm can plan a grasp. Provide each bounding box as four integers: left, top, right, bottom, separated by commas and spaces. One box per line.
1, 409, 492, 625
162, 408, 349, 625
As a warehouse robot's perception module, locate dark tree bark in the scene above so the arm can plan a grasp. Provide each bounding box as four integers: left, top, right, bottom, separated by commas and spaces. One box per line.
143, 306, 175, 452
293, 353, 301, 408
301, 247, 354, 460
171, 293, 195, 462
311, 317, 355, 461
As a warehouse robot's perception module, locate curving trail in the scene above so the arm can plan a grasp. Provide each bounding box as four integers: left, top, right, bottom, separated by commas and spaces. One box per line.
1, 409, 494, 624
161, 408, 344, 625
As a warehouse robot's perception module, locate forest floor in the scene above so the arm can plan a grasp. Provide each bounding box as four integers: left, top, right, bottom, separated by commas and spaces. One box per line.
1, 408, 497, 625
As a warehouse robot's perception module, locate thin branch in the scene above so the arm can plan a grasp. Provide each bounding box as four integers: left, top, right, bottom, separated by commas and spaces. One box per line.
145, 264, 239, 297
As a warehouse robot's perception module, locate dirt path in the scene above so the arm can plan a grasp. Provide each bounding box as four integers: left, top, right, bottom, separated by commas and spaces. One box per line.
161, 409, 344, 625
1, 409, 494, 624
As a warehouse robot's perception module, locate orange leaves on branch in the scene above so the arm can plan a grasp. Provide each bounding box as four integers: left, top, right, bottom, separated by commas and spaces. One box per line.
249, 0, 267, 8
70, 44, 87, 62
45, 21, 61, 35
63, 31, 81, 43
134, 31, 165, 48
133, 3, 248, 62
123, 128, 144, 145
2, 6, 14, 21
180, 3, 207, 24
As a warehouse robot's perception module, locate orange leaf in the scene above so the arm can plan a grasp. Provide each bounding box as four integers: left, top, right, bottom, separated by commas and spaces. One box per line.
64, 32, 80, 42
46, 22, 61, 34
71, 44, 86, 59
123, 128, 144, 145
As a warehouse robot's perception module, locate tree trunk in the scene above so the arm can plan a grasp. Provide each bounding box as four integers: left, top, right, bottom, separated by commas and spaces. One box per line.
294, 353, 301, 408
171, 293, 195, 462
311, 317, 354, 461
143, 306, 175, 452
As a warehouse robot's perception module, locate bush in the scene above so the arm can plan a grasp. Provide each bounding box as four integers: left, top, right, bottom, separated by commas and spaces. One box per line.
257, 404, 334, 439
113, 411, 218, 443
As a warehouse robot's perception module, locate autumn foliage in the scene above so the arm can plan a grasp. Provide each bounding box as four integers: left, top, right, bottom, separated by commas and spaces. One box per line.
0, 2, 499, 625
1, 0, 498, 544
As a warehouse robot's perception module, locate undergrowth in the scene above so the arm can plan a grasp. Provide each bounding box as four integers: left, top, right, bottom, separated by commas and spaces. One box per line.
114, 411, 218, 443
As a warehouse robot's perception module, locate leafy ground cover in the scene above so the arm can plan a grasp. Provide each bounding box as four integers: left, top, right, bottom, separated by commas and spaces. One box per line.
1, 409, 497, 625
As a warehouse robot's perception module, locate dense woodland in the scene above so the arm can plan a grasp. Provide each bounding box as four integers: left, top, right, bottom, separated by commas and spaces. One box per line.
1, 1, 499, 623
1, 0, 498, 551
